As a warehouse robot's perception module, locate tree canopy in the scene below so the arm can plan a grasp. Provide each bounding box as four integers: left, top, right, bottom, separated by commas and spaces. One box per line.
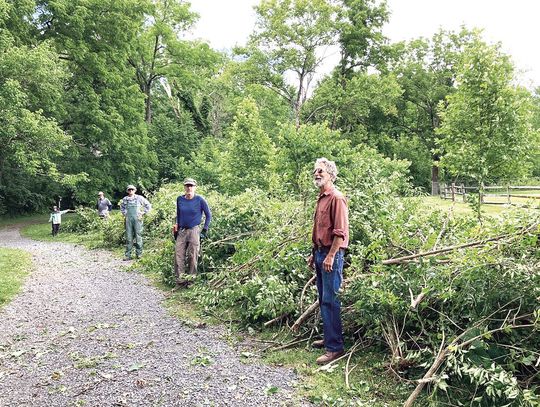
0, 0, 537, 215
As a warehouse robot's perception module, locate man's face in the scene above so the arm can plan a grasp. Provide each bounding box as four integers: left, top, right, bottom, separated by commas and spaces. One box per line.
184, 184, 196, 198
98, 193, 104, 199
127, 188, 135, 196
53, 206, 58, 212
313, 165, 331, 189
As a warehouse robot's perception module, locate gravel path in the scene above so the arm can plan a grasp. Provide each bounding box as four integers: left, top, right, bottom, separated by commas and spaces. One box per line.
0, 226, 309, 407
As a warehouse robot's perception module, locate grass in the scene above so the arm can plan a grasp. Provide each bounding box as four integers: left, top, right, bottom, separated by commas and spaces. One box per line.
20, 214, 85, 244
418, 196, 539, 216
17, 214, 125, 258
0, 247, 32, 309
0, 212, 47, 228
262, 340, 417, 406
0, 212, 84, 243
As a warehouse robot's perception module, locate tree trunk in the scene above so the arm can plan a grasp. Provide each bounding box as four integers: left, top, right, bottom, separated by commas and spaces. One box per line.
145, 86, 152, 124
431, 164, 439, 196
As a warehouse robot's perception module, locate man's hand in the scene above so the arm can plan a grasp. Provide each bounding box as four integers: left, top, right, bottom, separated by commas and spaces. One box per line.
323, 253, 335, 272
200, 228, 208, 240
307, 254, 314, 270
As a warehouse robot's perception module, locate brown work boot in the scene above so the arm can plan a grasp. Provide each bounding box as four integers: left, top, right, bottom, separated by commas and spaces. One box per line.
311, 339, 325, 349
316, 350, 344, 365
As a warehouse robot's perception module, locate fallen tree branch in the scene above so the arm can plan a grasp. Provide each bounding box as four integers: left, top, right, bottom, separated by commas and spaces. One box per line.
291, 300, 319, 332
383, 233, 511, 265
263, 313, 288, 327
410, 291, 427, 310
205, 231, 256, 247
268, 337, 309, 352
384, 222, 538, 266
404, 320, 535, 406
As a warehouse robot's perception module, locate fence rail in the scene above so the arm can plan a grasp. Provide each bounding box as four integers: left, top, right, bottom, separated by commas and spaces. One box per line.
440, 183, 540, 205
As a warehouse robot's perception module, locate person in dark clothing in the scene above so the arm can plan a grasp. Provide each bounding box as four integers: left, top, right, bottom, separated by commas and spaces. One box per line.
173, 178, 211, 289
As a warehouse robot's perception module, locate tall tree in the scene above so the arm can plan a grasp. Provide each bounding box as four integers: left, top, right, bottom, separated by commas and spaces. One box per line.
128, 0, 220, 125
381, 28, 481, 192
336, 0, 389, 77
222, 97, 276, 193
238, 0, 340, 126
34, 0, 158, 201
437, 39, 536, 185
0, 5, 72, 212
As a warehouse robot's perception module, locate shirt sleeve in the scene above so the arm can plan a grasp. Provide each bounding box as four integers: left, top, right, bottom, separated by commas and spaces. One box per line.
331, 195, 348, 240
120, 198, 127, 215
141, 196, 151, 214
60, 210, 70, 215
201, 197, 211, 230
176, 197, 181, 226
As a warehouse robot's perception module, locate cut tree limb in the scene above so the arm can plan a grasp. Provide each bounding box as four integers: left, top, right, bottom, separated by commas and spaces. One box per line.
382, 234, 511, 265
291, 300, 319, 332
263, 313, 288, 327
385, 222, 538, 266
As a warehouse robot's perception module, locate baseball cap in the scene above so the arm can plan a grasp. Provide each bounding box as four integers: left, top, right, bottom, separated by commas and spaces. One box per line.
183, 178, 197, 186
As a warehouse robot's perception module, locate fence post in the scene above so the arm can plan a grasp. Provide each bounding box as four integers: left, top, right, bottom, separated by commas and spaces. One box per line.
461, 183, 466, 202
507, 184, 511, 204
451, 182, 455, 202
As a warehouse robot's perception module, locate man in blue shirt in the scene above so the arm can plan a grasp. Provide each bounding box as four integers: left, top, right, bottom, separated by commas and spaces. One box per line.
174, 178, 211, 288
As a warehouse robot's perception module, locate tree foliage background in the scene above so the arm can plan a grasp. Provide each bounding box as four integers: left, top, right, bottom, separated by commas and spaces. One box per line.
1, 0, 538, 214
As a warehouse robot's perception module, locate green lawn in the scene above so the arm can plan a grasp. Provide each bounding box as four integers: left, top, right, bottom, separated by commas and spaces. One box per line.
262, 343, 417, 406
19, 213, 85, 244
0, 247, 31, 308
0, 212, 47, 228
419, 195, 537, 216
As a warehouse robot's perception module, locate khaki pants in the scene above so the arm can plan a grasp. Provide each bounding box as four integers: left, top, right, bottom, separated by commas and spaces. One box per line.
174, 226, 200, 282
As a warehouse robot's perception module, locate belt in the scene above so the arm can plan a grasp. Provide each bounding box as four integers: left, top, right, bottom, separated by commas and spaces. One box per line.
315, 246, 345, 253
179, 226, 196, 231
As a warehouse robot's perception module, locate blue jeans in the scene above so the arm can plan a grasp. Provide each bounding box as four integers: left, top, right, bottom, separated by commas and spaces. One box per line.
315, 248, 344, 352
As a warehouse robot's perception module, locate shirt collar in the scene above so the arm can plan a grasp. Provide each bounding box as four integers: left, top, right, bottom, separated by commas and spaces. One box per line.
318, 185, 335, 199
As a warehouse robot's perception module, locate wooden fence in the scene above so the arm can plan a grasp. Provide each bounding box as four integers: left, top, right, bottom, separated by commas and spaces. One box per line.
440, 183, 540, 205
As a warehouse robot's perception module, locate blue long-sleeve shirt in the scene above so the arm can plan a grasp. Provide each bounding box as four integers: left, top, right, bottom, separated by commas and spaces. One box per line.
176, 195, 211, 230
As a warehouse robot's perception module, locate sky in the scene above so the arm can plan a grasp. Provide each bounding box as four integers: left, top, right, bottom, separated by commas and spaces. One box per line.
187, 0, 540, 88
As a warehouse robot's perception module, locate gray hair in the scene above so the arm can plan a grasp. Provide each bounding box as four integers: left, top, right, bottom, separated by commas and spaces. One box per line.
315, 157, 338, 181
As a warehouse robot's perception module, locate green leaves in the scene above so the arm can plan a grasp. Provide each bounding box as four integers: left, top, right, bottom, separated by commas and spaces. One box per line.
437, 38, 536, 184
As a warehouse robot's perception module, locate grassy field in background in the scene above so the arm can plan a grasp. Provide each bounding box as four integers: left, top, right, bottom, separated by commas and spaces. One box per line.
0, 212, 47, 228
0, 247, 31, 309
419, 195, 539, 216
19, 213, 85, 244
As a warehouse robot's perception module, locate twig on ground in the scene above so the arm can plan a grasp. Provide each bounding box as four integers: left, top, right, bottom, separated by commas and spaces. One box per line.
268, 338, 309, 352
205, 231, 256, 247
